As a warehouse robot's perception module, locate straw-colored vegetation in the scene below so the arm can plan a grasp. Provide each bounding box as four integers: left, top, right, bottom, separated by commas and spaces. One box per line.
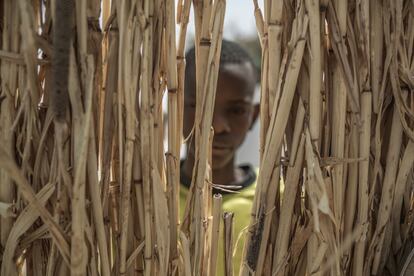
241, 0, 414, 275
0, 0, 413, 275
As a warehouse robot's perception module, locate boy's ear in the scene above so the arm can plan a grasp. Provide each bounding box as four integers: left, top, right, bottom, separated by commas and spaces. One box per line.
249, 104, 260, 130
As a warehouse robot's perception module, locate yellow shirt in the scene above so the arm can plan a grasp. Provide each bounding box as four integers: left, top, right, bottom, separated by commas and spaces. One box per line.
179, 167, 257, 276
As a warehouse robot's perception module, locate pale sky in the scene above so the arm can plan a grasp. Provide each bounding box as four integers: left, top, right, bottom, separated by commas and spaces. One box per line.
100, 1, 265, 40
176, 0, 265, 45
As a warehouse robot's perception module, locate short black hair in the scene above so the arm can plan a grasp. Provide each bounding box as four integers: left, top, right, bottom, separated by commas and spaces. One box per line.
184, 39, 259, 93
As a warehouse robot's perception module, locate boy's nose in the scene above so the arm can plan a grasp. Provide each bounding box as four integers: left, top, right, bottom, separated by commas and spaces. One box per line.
212, 112, 231, 134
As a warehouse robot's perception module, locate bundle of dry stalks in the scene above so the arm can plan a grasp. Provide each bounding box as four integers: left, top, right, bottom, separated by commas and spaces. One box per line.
241, 0, 414, 275
0, 0, 413, 276
0, 0, 230, 275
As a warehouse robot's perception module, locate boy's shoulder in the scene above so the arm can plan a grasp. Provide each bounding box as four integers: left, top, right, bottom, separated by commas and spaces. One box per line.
224, 163, 257, 199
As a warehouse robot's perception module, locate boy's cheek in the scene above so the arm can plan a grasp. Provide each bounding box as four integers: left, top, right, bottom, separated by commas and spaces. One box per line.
232, 125, 253, 148
233, 122, 253, 137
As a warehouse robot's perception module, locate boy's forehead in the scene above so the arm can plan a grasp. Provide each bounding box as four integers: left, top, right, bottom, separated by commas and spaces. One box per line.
185, 62, 256, 101
220, 62, 256, 82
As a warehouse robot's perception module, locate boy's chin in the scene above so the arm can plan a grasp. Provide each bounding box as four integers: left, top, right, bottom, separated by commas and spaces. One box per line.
211, 155, 234, 170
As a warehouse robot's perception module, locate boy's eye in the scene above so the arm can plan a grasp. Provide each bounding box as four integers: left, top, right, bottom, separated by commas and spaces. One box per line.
228, 106, 248, 116
185, 103, 196, 108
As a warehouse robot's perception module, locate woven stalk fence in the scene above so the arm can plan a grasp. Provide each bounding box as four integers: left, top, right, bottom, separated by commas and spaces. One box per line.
0, 0, 413, 275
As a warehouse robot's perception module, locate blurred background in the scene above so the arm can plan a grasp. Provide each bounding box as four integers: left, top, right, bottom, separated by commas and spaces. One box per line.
178, 0, 264, 167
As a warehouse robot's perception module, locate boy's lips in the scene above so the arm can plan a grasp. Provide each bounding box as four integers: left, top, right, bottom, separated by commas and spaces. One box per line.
212, 144, 233, 155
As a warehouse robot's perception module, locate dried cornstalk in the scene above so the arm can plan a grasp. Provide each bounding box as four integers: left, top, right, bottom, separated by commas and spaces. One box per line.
0, 1, 413, 276
210, 194, 223, 275
223, 212, 234, 276
180, 1, 226, 275
240, 0, 414, 275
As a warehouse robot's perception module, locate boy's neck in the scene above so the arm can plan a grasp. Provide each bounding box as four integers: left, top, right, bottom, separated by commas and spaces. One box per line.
182, 155, 242, 185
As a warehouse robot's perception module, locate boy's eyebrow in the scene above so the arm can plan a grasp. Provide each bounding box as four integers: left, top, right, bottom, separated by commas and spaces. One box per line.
228, 99, 253, 104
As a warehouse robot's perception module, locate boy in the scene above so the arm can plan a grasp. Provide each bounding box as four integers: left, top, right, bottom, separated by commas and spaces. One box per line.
180, 39, 259, 275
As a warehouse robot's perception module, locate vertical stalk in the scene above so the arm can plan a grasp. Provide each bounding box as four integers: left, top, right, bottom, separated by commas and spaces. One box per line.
370, 0, 383, 113
0, 0, 17, 249
223, 212, 234, 276
343, 114, 359, 269
209, 194, 222, 275
305, 0, 322, 145
267, 0, 284, 112
273, 135, 305, 275
70, 57, 94, 276
330, 0, 348, 251
242, 9, 308, 274
352, 92, 372, 276
187, 1, 226, 274
141, 1, 155, 275
371, 103, 404, 274
165, 0, 180, 269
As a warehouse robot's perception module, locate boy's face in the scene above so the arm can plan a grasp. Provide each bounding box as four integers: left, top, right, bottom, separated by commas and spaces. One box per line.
183, 62, 259, 169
